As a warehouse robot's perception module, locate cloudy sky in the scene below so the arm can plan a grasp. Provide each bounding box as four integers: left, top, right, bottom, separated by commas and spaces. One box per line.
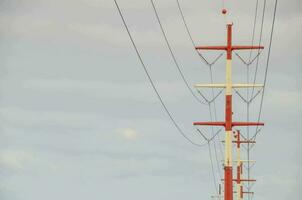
0, 0, 301, 199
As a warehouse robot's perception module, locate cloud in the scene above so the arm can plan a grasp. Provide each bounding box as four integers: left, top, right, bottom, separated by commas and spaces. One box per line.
0, 106, 102, 129
20, 78, 189, 103
265, 88, 302, 111
0, 150, 35, 171
116, 128, 140, 140
0, 0, 300, 199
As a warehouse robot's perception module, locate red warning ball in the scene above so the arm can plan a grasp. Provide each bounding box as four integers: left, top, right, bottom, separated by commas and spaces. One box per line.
222, 8, 227, 15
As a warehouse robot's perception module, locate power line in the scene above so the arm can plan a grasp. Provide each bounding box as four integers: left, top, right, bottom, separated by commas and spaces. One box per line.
209, 65, 224, 157
197, 128, 222, 143
176, 0, 212, 65
243, 2, 267, 198
113, 0, 206, 147
208, 142, 219, 194
175, 0, 224, 156
151, 1, 225, 186
176, 0, 196, 47
197, 129, 223, 195
252, 0, 278, 140
250, 0, 267, 99
175, 0, 224, 183
248, 0, 260, 63
150, 0, 207, 106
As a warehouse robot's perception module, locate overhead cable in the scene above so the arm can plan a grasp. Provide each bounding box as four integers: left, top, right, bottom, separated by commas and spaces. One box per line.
150, 0, 207, 106
252, 0, 278, 140
114, 0, 206, 147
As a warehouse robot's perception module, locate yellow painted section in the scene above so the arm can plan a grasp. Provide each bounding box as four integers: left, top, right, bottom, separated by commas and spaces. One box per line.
226, 59, 232, 95
224, 130, 232, 166
194, 83, 263, 88
232, 84, 264, 88
237, 183, 242, 200
233, 160, 256, 163
194, 83, 226, 88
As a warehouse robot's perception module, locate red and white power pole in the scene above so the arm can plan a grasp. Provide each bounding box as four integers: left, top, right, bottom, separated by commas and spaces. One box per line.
193, 14, 265, 200
233, 130, 256, 200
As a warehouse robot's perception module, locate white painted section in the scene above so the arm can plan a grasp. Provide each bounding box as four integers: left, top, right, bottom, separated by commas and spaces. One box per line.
233, 160, 256, 163
194, 83, 226, 88
232, 84, 264, 88
226, 59, 232, 95
224, 130, 233, 166
194, 83, 263, 88
237, 183, 242, 200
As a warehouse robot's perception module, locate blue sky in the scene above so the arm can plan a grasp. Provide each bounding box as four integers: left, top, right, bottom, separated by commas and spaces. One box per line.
0, 0, 301, 199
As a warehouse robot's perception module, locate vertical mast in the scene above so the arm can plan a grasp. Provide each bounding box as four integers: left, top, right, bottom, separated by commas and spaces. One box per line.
224, 23, 233, 200
193, 21, 264, 200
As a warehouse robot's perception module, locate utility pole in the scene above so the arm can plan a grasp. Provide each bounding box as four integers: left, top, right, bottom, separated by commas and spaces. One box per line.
193, 16, 265, 200
233, 130, 256, 200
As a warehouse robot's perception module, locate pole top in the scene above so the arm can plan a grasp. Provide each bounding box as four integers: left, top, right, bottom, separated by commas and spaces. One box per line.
227, 22, 233, 26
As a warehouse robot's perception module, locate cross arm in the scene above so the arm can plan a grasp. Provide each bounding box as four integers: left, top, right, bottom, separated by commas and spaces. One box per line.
195, 46, 227, 50
232, 46, 264, 50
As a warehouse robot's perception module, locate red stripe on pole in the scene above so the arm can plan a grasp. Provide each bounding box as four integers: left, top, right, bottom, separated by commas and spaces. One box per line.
225, 166, 233, 200
237, 166, 240, 184
225, 95, 232, 131
227, 24, 232, 59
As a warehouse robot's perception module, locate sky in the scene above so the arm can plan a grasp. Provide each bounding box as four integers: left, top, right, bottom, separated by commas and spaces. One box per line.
0, 0, 301, 199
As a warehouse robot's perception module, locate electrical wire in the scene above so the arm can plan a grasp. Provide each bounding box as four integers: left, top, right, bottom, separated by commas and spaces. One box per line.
113, 0, 207, 147
115, 0, 278, 198
250, 0, 267, 99
175, 0, 225, 190
209, 64, 224, 157
176, 0, 224, 156
252, 0, 278, 140
175, 0, 224, 152
235, 51, 262, 66
150, 0, 207, 106
247, 1, 277, 197
247, 0, 266, 200
197, 89, 224, 104
208, 142, 219, 194
197, 127, 224, 194
197, 128, 222, 143
176, 0, 212, 64
175, 0, 224, 188
248, 0, 260, 63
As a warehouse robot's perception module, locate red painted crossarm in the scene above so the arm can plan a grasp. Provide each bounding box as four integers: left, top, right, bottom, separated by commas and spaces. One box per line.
193, 122, 225, 126
236, 179, 256, 182
222, 179, 256, 182
232, 45, 264, 50
193, 121, 264, 126
195, 46, 227, 50
195, 45, 264, 51
232, 122, 264, 126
